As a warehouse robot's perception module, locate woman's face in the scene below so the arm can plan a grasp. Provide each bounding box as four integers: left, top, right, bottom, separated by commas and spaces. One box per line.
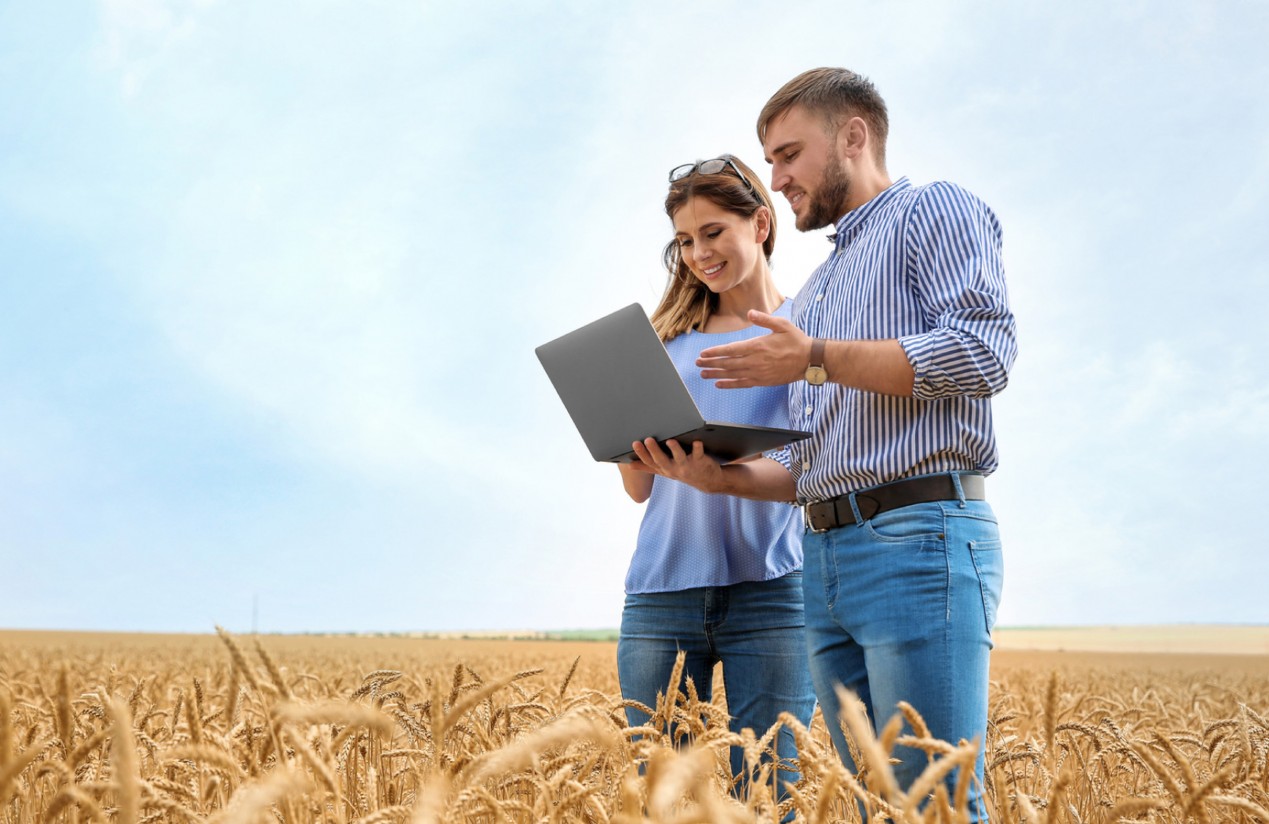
670, 196, 767, 295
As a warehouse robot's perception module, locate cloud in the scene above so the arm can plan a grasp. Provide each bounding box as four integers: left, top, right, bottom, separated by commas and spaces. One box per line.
81, 3, 551, 491
93, 0, 210, 97
4, 1, 1265, 631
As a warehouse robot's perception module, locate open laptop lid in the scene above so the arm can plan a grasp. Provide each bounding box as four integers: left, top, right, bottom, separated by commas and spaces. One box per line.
535, 303, 810, 463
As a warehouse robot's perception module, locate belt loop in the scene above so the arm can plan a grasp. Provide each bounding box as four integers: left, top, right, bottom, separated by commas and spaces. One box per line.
846, 491, 865, 525
951, 472, 967, 508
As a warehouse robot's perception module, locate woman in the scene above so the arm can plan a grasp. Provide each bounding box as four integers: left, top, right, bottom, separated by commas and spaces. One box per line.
617, 154, 816, 797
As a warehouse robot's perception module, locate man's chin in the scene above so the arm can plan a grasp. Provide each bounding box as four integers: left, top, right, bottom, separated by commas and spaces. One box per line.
795, 213, 831, 233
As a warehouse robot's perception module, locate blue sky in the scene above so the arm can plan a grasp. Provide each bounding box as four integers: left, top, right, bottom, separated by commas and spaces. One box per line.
2, 2, 1267, 633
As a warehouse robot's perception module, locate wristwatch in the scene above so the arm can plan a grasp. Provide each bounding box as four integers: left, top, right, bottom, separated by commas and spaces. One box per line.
805, 338, 828, 386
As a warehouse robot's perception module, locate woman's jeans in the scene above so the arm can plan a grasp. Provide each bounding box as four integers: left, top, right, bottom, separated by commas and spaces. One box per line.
617, 572, 817, 795
802, 497, 1003, 822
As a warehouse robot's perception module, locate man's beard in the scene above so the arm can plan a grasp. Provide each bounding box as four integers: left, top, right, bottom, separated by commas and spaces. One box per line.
797, 150, 851, 232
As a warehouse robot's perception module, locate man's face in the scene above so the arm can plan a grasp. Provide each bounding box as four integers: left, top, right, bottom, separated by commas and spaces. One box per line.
763, 105, 851, 232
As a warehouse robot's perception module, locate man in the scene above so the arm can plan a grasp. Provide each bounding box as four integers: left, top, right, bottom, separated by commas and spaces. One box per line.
631, 68, 1016, 818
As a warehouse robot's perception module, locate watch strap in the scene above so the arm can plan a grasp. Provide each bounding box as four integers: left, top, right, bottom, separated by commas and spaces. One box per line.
810, 337, 826, 368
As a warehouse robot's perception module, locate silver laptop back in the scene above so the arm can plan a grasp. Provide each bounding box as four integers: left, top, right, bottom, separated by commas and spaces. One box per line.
535, 304, 704, 462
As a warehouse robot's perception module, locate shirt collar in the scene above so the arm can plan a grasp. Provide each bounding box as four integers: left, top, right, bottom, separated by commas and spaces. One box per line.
829, 176, 911, 247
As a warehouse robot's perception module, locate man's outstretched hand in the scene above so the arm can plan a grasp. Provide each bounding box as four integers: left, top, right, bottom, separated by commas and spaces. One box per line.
696, 310, 810, 388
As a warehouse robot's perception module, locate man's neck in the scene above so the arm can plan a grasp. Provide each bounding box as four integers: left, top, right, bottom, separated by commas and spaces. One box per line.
842, 169, 894, 215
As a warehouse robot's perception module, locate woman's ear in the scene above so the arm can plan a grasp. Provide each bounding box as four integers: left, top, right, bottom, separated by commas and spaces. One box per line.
753, 206, 772, 244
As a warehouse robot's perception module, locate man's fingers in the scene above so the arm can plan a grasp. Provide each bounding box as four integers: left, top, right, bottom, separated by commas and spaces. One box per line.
696, 354, 745, 369
701, 365, 758, 385
748, 310, 796, 333
698, 338, 761, 361
702, 372, 758, 387
697, 353, 755, 375
697, 344, 735, 361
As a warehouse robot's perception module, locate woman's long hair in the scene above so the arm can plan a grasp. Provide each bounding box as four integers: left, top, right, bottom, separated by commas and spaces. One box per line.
650, 155, 777, 341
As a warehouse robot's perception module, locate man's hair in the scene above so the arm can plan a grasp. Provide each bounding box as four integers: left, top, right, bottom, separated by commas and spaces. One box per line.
757, 68, 889, 165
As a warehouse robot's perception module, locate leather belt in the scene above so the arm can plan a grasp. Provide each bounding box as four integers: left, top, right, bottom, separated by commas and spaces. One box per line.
804, 473, 985, 533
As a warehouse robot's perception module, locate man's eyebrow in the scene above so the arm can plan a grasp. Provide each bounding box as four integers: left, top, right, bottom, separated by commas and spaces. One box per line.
766, 140, 800, 163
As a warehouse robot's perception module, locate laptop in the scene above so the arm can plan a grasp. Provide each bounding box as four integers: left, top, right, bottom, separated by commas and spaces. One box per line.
535, 303, 811, 464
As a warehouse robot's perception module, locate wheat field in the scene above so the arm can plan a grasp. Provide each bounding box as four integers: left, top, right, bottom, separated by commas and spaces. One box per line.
1, 629, 1266, 823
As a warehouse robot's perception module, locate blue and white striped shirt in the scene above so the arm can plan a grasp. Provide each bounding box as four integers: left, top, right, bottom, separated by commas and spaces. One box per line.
789, 176, 1017, 504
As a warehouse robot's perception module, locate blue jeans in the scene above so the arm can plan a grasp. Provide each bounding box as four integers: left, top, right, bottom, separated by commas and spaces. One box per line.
802, 487, 1003, 822
617, 572, 817, 795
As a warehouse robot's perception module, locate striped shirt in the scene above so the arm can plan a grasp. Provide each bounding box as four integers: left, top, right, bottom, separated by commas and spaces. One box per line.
788, 176, 1017, 505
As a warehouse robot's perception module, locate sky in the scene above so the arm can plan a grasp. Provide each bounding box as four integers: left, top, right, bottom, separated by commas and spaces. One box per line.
2, 1, 1267, 634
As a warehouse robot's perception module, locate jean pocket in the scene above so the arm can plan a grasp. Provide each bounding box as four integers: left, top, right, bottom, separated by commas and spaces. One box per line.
968, 539, 1004, 632
861, 502, 946, 544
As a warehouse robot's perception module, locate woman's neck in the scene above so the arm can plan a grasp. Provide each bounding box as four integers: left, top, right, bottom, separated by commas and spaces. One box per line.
706, 264, 783, 332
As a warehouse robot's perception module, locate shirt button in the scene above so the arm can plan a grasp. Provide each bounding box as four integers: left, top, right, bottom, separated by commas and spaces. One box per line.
801, 461, 811, 471
805, 405, 813, 415
815, 293, 823, 301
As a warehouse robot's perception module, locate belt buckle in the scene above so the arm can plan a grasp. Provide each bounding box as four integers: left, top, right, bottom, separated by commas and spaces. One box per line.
804, 503, 829, 534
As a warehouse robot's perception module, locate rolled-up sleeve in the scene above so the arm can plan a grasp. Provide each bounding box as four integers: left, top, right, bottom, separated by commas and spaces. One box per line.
898, 181, 1018, 400
763, 444, 794, 472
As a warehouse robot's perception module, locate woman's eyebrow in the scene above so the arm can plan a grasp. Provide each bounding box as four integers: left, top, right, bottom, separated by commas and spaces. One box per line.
675, 222, 723, 236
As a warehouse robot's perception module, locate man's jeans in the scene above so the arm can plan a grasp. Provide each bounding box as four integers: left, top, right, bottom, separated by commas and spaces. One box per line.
617, 572, 817, 794
803, 494, 1003, 821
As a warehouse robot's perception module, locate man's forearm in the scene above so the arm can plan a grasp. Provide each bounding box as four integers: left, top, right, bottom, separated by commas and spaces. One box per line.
821, 338, 915, 397
713, 458, 798, 503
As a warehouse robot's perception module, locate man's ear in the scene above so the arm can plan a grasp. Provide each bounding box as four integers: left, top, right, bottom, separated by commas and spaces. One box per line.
836, 115, 869, 160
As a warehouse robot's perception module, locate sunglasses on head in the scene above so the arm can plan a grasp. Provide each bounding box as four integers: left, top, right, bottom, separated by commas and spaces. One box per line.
668, 156, 754, 191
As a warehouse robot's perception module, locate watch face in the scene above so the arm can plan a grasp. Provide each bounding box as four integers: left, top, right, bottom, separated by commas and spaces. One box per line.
805, 365, 828, 386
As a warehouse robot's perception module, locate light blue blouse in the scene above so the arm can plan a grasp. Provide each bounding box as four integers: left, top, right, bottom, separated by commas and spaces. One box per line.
625, 300, 803, 594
